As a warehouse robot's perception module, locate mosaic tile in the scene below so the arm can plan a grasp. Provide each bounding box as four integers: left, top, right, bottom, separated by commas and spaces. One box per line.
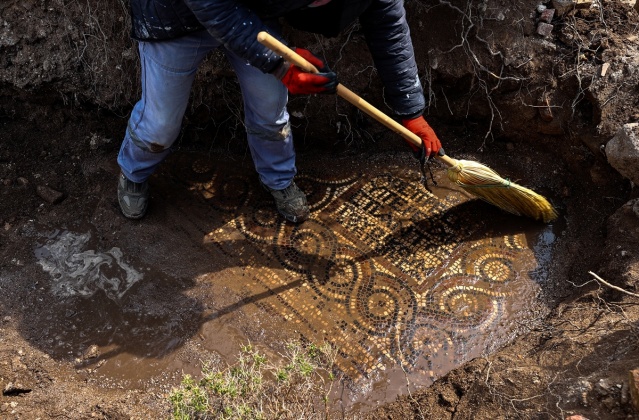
173, 154, 540, 383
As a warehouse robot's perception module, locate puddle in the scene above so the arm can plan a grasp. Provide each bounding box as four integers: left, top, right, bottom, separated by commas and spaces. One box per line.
31, 151, 558, 412
529, 224, 558, 283
32, 229, 206, 386
35, 230, 143, 300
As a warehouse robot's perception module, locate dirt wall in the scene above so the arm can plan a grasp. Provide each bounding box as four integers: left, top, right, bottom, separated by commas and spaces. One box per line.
2, 0, 638, 153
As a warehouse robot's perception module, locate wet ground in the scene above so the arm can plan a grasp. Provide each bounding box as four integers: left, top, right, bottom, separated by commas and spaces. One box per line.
6, 144, 559, 413
3, 1, 639, 415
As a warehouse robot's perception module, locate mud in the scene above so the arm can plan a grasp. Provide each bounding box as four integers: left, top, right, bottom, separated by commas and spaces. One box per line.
6, 144, 554, 411
0, 101, 592, 417
0, 101, 637, 419
2, 0, 639, 418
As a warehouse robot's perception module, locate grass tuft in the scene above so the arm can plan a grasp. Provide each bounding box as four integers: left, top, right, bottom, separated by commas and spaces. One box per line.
169, 340, 338, 419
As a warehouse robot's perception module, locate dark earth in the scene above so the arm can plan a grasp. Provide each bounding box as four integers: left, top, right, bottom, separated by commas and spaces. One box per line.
2, 0, 639, 418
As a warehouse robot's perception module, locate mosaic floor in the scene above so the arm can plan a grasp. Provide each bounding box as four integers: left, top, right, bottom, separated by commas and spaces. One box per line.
171, 153, 540, 384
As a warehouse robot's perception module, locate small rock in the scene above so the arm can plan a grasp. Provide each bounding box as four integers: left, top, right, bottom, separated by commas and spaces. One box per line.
537, 22, 554, 37
552, 0, 575, 16
88, 133, 112, 150
606, 123, 639, 186
575, 0, 593, 7
554, 0, 591, 15
16, 177, 28, 187
36, 185, 65, 204
566, 416, 589, 420
540, 8, 555, 22
633, 200, 639, 218
2, 179, 11, 186
596, 378, 610, 396
82, 345, 100, 360
537, 4, 547, 12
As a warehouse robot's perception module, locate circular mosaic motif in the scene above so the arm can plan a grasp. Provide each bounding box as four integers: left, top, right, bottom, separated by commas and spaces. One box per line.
175, 155, 538, 382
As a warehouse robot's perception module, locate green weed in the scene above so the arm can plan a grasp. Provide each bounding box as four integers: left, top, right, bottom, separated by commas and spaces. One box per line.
168, 340, 338, 419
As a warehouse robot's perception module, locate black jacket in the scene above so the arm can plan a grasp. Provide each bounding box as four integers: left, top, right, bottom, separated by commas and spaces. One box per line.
128, 0, 424, 117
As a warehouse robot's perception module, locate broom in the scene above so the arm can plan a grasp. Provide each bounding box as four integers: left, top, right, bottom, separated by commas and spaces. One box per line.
257, 32, 558, 223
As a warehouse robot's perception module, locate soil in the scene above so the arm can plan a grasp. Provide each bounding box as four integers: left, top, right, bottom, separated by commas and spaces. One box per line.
2, 0, 639, 419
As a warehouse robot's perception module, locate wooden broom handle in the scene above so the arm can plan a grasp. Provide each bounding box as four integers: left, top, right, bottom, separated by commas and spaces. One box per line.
257, 31, 457, 168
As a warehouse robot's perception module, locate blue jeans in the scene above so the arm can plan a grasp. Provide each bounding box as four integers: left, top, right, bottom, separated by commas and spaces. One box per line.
117, 30, 296, 190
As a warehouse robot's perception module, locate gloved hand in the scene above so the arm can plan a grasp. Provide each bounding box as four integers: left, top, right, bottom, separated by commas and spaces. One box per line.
401, 115, 442, 161
275, 48, 337, 95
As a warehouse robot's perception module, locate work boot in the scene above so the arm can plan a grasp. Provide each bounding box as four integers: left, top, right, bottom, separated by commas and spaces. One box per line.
262, 180, 310, 223
117, 173, 149, 220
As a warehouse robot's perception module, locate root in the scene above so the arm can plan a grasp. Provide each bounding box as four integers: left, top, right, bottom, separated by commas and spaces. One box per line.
589, 271, 639, 299
413, 0, 530, 146
396, 337, 427, 420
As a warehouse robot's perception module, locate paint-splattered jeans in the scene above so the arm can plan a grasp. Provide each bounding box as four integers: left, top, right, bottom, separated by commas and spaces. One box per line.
117, 29, 296, 190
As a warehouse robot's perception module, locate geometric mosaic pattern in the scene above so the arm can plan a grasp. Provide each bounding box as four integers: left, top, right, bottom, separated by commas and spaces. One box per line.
174, 153, 539, 384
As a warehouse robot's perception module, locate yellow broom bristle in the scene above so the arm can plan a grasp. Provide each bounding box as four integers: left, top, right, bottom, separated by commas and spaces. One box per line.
446, 159, 558, 223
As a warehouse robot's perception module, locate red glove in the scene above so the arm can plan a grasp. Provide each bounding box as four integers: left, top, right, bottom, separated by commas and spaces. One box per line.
276, 48, 337, 95
401, 116, 442, 161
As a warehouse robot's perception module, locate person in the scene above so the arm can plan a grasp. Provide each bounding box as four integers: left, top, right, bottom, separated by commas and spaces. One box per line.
117, 0, 442, 223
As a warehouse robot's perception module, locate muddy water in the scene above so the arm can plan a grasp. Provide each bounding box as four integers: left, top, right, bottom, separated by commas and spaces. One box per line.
33, 150, 557, 411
